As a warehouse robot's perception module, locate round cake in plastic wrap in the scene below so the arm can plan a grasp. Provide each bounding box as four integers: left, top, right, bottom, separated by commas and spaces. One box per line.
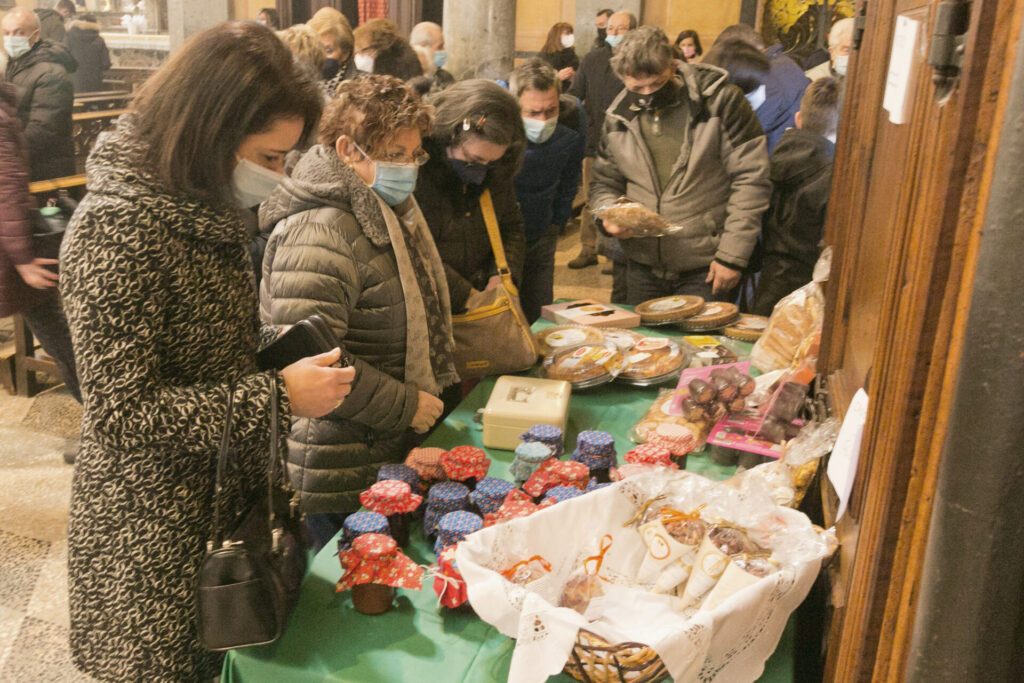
533, 325, 606, 357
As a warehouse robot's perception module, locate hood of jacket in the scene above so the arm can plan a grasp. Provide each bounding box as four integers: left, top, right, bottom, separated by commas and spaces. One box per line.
259, 144, 392, 249
8, 39, 77, 76
68, 20, 103, 34
607, 61, 729, 125
85, 113, 248, 245
770, 127, 835, 187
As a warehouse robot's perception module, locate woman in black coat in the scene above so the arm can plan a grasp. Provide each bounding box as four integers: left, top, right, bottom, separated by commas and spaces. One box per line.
539, 22, 580, 93
63, 15, 110, 93
59, 22, 355, 681
414, 79, 527, 314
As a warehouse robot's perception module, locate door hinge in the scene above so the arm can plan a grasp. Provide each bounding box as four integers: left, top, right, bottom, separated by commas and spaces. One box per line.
928, 0, 971, 100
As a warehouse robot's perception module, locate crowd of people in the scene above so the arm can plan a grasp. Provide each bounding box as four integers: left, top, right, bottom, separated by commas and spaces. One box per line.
0, 6, 845, 680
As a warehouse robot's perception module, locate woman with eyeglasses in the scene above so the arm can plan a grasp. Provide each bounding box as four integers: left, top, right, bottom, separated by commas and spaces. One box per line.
259, 74, 458, 548
414, 79, 527, 314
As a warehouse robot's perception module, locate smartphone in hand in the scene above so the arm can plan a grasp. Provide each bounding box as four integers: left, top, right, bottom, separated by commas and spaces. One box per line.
257, 315, 353, 371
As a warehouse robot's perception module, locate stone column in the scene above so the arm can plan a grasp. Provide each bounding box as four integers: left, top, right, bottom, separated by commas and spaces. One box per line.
166, 0, 229, 52
574, 0, 643, 57
442, 0, 515, 82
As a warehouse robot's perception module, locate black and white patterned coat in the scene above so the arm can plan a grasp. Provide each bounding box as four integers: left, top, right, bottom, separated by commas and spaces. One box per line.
59, 115, 290, 681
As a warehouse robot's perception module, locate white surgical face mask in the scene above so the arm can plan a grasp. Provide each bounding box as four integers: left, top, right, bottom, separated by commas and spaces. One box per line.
833, 54, 849, 76
232, 158, 284, 208
523, 116, 558, 144
605, 34, 624, 49
354, 53, 374, 73
3, 35, 31, 60
560, 33, 575, 49
744, 84, 767, 111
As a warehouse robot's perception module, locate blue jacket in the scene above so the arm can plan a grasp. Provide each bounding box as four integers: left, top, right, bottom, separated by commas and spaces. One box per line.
759, 45, 809, 152
514, 108, 586, 244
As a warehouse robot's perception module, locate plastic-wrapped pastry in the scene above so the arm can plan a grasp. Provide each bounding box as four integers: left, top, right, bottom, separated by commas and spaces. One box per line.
724, 314, 770, 342
558, 535, 613, 616
501, 556, 552, 585
688, 378, 716, 404
635, 295, 705, 324
664, 515, 708, 546
542, 341, 625, 388
595, 199, 671, 237
618, 337, 686, 384
533, 325, 605, 357
677, 302, 740, 331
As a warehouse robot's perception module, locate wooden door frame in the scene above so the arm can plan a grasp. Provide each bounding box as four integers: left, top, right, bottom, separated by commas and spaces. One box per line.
820, 0, 1022, 679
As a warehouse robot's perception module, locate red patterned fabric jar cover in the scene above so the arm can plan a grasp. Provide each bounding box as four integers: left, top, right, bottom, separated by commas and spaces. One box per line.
440, 445, 491, 483
405, 447, 448, 481
523, 459, 589, 498
646, 423, 697, 456
336, 533, 424, 592
624, 443, 677, 468
432, 545, 468, 608
483, 489, 543, 527
359, 480, 423, 516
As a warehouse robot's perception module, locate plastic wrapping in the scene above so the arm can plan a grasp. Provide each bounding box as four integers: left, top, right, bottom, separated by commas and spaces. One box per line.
630, 389, 709, 446
594, 198, 673, 237
533, 325, 605, 358
750, 281, 825, 373
540, 341, 626, 389
680, 335, 749, 368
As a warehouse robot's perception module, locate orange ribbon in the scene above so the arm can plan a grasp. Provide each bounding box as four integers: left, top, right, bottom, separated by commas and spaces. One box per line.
583, 534, 614, 580
658, 504, 707, 525
500, 555, 552, 581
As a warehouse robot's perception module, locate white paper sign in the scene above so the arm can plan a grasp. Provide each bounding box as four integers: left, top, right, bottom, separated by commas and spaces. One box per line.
827, 388, 869, 520
883, 15, 920, 125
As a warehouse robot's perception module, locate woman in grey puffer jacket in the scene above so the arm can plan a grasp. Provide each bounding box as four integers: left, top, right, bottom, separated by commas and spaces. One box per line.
260, 75, 459, 546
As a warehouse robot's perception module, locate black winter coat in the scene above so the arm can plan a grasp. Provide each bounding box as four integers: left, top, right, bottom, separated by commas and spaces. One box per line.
568, 44, 623, 157
64, 20, 110, 93
751, 127, 835, 315
4, 39, 76, 181
414, 137, 526, 312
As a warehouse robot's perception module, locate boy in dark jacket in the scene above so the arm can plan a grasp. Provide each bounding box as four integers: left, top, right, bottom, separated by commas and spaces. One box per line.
751, 77, 841, 315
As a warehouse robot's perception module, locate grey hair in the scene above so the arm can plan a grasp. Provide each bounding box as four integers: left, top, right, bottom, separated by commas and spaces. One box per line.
610, 26, 674, 79
829, 17, 855, 48
509, 58, 560, 98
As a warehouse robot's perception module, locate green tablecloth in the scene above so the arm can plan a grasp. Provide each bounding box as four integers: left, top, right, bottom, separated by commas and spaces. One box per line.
223, 339, 794, 682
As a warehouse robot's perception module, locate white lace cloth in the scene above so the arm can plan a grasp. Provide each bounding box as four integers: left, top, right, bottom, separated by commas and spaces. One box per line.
456, 470, 831, 683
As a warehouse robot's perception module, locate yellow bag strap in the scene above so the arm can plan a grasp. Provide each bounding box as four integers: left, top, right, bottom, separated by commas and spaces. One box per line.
479, 189, 513, 286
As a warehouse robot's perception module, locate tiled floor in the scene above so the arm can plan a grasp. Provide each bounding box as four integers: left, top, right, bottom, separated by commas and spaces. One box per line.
0, 222, 610, 682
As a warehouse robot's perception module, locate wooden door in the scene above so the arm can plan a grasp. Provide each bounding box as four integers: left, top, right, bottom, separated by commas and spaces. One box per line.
818, 0, 1022, 678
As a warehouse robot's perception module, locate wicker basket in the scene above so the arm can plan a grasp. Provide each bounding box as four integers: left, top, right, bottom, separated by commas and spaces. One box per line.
563, 628, 668, 683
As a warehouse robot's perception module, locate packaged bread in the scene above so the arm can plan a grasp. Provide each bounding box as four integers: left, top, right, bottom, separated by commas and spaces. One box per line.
750, 281, 824, 373
533, 325, 606, 357
594, 198, 671, 237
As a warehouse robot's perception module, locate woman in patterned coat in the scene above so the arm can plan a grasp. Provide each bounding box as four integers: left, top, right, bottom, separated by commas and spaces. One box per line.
59, 22, 356, 681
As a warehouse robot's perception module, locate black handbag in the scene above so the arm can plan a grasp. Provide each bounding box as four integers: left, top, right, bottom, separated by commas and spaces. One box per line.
195, 375, 310, 651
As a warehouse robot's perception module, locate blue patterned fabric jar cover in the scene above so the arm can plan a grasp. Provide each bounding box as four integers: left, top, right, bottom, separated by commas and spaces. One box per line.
570, 448, 618, 471
340, 511, 390, 549
544, 485, 584, 505
434, 510, 484, 555
519, 423, 565, 458
576, 430, 615, 456
510, 441, 554, 484
586, 477, 612, 493
424, 481, 471, 535
376, 463, 422, 492
469, 477, 516, 516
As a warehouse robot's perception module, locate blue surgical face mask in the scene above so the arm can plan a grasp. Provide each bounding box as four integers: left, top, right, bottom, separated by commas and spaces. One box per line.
833, 54, 849, 77
744, 84, 767, 111
449, 157, 488, 186
232, 157, 284, 208
434, 49, 447, 69
3, 36, 32, 60
605, 33, 624, 49
523, 116, 558, 144
352, 141, 420, 206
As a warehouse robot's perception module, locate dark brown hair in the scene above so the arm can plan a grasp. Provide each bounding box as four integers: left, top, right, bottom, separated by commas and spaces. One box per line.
427, 79, 526, 170
131, 21, 322, 206
674, 30, 703, 60
319, 74, 434, 155
541, 22, 574, 54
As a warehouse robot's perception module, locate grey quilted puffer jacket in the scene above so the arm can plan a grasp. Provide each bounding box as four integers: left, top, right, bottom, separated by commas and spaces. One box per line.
259, 145, 420, 514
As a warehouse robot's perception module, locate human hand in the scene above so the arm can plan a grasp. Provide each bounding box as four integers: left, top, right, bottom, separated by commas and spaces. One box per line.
411, 390, 444, 434
281, 348, 356, 418
601, 220, 634, 239
557, 66, 575, 81
14, 259, 59, 289
705, 261, 741, 295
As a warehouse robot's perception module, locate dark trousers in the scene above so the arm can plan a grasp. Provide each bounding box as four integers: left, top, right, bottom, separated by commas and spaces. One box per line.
20, 291, 81, 403
305, 512, 348, 553
750, 258, 813, 316
519, 225, 559, 324
624, 261, 736, 306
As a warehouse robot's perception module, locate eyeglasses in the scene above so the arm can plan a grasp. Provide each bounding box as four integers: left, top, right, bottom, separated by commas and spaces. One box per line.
352, 140, 430, 166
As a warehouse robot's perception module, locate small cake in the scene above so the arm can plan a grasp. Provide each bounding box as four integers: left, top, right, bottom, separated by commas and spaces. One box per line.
543, 342, 624, 386
724, 314, 770, 341
618, 337, 685, 380
533, 325, 605, 357
635, 295, 705, 324
676, 302, 740, 331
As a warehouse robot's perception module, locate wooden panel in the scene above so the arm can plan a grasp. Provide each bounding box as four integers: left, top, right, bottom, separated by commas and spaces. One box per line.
819, 0, 1020, 678
515, 0, 576, 54
643, 0, 743, 52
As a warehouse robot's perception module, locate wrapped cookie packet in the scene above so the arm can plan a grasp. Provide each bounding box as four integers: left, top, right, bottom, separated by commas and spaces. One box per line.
558, 534, 614, 619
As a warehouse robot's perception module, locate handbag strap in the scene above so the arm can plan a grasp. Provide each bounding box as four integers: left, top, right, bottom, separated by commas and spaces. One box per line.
479, 190, 516, 292
208, 375, 283, 551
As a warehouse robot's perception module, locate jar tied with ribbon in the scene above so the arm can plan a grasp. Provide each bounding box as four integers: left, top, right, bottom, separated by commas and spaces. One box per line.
359, 480, 423, 547
336, 533, 424, 615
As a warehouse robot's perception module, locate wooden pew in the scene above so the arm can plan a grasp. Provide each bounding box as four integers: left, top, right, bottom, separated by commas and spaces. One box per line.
71, 108, 126, 175
74, 90, 132, 114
